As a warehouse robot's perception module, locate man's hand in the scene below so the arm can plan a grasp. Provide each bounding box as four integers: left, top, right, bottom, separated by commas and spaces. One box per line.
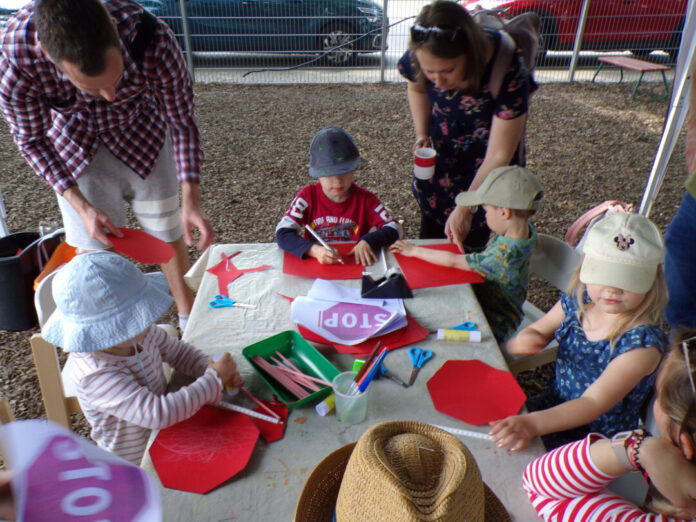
349, 240, 377, 266
62, 186, 122, 246
444, 205, 472, 253
181, 182, 214, 250
0, 471, 15, 521
489, 414, 539, 452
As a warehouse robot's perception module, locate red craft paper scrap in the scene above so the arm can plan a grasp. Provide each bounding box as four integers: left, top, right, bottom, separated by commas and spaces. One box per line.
207, 251, 272, 296
149, 405, 260, 494
282, 243, 363, 279
427, 360, 526, 425
109, 228, 175, 264
250, 399, 289, 443
392, 243, 484, 289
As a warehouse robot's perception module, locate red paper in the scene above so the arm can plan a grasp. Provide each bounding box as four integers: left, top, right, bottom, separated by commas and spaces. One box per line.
250, 399, 288, 443
297, 315, 429, 357
109, 228, 175, 264
149, 405, 260, 493
427, 360, 526, 425
207, 251, 272, 296
393, 243, 484, 289
282, 243, 363, 279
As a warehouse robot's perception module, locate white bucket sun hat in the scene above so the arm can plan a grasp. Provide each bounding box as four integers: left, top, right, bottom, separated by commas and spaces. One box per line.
42, 251, 174, 353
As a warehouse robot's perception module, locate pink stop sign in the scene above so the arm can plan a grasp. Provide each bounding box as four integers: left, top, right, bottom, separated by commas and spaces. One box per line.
23, 434, 150, 521
318, 302, 391, 342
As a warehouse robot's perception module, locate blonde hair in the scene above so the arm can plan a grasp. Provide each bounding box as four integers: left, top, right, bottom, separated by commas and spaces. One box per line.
644, 333, 696, 516
566, 255, 667, 348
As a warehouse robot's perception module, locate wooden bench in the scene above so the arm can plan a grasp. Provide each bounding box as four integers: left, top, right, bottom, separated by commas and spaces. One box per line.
592, 55, 671, 101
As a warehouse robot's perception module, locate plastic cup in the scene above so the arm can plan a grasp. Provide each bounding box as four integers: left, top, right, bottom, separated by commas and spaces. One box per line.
332, 371, 368, 424
414, 147, 437, 180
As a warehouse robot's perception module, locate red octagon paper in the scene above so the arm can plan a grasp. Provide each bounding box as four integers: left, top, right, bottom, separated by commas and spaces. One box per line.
427, 360, 526, 425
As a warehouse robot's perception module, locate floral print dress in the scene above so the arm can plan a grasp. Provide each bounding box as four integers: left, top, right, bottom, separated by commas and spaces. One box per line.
398, 29, 531, 232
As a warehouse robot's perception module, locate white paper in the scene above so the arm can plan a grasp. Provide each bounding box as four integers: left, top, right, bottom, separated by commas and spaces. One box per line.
291, 279, 407, 345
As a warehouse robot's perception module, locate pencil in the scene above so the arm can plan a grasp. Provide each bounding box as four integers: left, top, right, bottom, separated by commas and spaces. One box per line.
304, 226, 345, 264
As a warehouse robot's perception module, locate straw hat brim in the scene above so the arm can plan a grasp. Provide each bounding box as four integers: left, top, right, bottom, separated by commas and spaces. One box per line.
294, 442, 510, 522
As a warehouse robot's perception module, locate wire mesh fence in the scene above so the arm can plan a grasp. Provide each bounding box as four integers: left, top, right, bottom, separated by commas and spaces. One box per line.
2, 0, 683, 84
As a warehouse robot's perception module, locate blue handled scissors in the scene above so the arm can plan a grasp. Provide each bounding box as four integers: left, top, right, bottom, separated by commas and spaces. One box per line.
452, 321, 476, 331
407, 347, 433, 386
208, 294, 256, 310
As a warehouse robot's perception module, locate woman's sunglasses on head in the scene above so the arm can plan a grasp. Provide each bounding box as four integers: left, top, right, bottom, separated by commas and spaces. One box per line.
410, 23, 460, 43
678, 335, 696, 444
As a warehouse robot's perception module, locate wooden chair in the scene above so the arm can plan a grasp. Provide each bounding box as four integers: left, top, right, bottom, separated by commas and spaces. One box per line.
0, 397, 15, 425
502, 233, 581, 375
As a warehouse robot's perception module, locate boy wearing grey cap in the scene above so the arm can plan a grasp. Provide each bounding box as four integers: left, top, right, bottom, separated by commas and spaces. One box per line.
391, 166, 542, 343
276, 127, 402, 266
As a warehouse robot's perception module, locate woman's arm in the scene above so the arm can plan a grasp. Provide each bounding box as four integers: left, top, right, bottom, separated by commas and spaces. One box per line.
490, 345, 662, 450
406, 81, 432, 150
444, 114, 527, 250
505, 300, 564, 356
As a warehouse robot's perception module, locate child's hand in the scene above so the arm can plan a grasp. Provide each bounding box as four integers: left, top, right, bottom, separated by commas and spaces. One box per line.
307, 244, 342, 264
349, 240, 377, 266
390, 240, 417, 257
209, 352, 243, 389
489, 414, 538, 451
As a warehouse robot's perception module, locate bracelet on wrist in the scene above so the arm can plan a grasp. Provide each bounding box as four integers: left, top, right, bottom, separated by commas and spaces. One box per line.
628, 431, 650, 483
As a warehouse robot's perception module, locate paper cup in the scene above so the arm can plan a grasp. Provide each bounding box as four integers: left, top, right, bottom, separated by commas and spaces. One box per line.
414, 147, 437, 180
332, 371, 368, 424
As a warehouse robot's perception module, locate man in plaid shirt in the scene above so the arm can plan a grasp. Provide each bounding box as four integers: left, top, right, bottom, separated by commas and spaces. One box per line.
0, 0, 213, 330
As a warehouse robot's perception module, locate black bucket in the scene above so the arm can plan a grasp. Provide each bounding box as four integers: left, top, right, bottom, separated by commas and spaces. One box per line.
0, 232, 61, 331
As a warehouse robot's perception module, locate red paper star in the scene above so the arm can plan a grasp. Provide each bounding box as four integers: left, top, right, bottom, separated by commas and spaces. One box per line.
206, 251, 271, 296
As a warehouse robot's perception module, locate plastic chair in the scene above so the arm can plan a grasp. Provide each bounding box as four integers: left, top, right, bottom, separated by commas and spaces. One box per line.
503, 233, 581, 375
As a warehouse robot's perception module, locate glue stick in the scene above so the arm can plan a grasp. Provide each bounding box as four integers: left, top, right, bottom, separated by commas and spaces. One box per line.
436, 328, 482, 342
316, 393, 335, 416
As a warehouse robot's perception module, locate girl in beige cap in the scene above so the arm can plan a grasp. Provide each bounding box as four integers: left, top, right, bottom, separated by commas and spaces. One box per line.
491, 213, 668, 451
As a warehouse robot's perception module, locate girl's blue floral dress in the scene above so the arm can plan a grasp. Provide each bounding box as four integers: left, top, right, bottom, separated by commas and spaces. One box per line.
397, 29, 532, 233
528, 293, 668, 449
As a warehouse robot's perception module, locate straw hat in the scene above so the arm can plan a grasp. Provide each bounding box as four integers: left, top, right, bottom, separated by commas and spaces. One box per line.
295, 421, 510, 521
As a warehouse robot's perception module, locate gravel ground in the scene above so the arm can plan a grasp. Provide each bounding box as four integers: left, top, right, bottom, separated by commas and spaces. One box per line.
0, 80, 687, 440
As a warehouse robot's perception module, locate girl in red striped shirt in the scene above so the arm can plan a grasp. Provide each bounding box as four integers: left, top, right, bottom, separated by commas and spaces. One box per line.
523, 331, 696, 521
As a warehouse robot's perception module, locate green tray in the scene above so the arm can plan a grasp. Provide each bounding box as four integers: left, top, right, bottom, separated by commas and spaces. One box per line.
242, 330, 340, 408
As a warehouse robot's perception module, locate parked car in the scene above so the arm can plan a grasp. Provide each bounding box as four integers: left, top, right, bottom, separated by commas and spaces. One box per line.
0, 0, 387, 66
461, 0, 685, 62
136, 0, 387, 65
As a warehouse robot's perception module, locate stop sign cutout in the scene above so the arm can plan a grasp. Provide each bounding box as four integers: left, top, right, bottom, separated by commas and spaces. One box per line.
318, 302, 392, 342
22, 434, 153, 521
427, 360, 527, 425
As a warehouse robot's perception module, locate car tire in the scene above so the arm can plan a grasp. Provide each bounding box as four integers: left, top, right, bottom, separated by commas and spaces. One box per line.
532, 10, 558, 66
319, 24, 356, 66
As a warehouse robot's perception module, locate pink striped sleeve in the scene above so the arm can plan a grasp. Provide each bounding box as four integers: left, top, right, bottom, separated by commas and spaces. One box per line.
150, 326, 209, 377
522, 434, 685, 521
79, 365, 221, 430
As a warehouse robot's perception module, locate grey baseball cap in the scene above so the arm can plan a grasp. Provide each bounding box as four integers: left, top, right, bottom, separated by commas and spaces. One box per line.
455, 166, 543, 211
308, 126, 361, 178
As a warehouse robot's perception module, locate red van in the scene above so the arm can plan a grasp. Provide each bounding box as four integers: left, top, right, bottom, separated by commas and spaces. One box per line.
461, 0, 686, 61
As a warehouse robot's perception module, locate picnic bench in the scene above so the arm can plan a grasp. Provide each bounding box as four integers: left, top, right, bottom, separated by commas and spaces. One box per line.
592, 55, 671, 101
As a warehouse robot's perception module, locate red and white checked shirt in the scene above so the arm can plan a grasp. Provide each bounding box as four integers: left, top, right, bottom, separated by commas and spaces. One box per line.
523, 434, 688, 521
70, 325, 221, 465
0, 0, 202, 195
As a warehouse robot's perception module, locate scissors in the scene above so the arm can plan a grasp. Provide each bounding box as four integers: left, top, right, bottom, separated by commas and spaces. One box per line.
378, 363, 407, 388
452, 321, 476, 331
208, 294, 256, 309
408, 347, 433, 387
